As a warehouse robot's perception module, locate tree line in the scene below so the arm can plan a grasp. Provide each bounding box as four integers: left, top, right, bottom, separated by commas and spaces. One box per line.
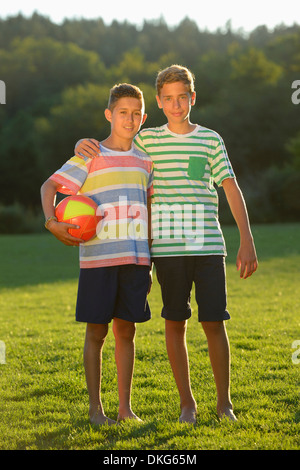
0, 13, 299, 232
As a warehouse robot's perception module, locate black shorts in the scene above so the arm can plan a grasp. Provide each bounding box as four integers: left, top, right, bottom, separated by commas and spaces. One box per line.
76, 264, 151, 324
153, 255, 230, 322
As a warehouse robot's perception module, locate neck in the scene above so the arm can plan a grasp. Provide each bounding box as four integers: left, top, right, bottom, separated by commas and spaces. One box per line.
167, 119, 196, 135
101, 135, 132, 152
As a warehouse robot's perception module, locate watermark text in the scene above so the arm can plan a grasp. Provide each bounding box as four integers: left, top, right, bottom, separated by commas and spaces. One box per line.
95, 198, 205, 249
292, 340, 300, 364
291, 80, 300, 105
0, 80, 5, 104
0, 341, 6, 364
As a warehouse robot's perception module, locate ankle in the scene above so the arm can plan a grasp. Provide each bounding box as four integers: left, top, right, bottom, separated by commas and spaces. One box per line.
217, 399, 233, 412
180, 397, 197, 411
89, 404, 103, 417
118, 405, 133, 419
217, 401, 237, 421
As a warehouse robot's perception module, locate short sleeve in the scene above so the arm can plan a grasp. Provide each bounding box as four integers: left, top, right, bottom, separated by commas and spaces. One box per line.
209, 134, 235, 187
50, 156, 89, 195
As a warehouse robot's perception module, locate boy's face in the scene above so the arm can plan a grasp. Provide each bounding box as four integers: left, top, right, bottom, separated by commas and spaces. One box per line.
156, 81, 196, 127
105, 97, 147, 142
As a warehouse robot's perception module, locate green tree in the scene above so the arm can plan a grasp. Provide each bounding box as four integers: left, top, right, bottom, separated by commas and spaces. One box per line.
0, 37, 107, 116
230, 47, 283, 85
109, 48, 159, 85
36, 83, 110, 176
0, 111, 43, 206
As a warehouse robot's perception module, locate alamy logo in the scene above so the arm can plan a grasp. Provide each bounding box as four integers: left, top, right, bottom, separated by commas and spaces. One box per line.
95, 197, 205, 250
292, 340, 300, 364
291, 80, 300, 105
0, 341, 5, 364
0, 80, 5, 104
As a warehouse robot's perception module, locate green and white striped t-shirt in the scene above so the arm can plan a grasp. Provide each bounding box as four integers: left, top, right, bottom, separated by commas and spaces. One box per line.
134, 124, 235, 257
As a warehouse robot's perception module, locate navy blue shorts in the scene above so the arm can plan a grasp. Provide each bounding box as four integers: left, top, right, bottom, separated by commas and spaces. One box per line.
76, 265, 151, 324
153, 255, 230, 322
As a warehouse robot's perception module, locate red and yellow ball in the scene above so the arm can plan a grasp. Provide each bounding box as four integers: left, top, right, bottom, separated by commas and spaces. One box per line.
55, 195, 100, 242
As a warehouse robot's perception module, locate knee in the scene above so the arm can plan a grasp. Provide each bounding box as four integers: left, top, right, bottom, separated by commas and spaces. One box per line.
113, 319, 136, 342
201, 321, 226, 337
86, 323, 108, 345
165, 320, 187, 338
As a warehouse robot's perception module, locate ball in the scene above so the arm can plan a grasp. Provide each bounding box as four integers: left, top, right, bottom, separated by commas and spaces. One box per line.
55, 195, 100, 242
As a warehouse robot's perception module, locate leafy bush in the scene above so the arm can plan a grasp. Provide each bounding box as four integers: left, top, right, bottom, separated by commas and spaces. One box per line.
0, 204, 44, 234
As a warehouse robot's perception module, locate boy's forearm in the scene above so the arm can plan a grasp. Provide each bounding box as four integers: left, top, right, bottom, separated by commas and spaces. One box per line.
40, 179, 60, 220
222, 177, 258, 278
222, 178, 253, 241
40, 179, 82, 245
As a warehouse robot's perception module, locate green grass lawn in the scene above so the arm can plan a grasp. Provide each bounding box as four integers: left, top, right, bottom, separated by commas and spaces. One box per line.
0, 224, 299, 450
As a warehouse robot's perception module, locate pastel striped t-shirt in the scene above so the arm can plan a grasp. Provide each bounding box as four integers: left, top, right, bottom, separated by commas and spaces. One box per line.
50, 144, 154, 268
134, 124, 235, 257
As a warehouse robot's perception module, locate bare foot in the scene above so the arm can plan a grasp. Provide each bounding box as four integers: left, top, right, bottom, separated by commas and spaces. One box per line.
179, 406, 197, 424
90, 409, 116, 426
217, 406, 237, 422
117, 410, 143, 423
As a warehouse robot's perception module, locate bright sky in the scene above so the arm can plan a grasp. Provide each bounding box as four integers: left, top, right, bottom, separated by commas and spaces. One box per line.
1, 0, 299, 32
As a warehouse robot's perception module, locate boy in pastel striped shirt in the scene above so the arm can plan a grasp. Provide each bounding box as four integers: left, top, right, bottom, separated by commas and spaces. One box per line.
75, 66, 258, 424
41, 84, 153, 425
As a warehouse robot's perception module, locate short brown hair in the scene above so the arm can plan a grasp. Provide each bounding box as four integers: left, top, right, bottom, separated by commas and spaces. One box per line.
108, 83, 145, 111
156, 65, 195, 96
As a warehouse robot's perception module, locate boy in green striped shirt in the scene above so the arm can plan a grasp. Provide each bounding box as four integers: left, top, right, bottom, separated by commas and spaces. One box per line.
75, 66, 258, 423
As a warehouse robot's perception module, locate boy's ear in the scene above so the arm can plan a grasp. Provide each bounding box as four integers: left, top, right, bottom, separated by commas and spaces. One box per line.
191, 92, 196, 106
156, 95, 163, 109
141, 113, 148, 125
104, 108, 112, 122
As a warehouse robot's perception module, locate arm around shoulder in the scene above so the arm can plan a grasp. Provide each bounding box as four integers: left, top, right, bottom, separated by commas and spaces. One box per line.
74, 138, 100, 158
222, 177, 258, 279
